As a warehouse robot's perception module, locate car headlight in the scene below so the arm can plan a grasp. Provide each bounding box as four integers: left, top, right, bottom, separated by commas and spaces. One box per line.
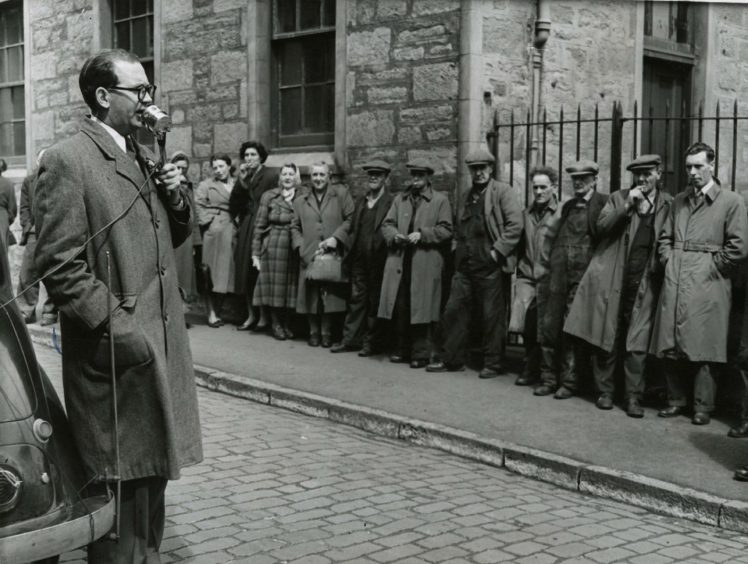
0, 465, 22, 513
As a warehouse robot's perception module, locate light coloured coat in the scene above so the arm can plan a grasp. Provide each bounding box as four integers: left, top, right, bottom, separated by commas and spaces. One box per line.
378, 186, 453, 323
564, 189, 673, 353
651, 182, 748, 362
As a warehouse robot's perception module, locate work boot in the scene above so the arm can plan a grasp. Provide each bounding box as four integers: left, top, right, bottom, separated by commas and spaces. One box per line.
554, 386, 574, 400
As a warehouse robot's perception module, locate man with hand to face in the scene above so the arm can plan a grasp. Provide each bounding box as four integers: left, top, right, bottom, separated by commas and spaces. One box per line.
379, 158, 453, 368
33, 49, 202, 562
331, 160, 394, 356
652, 142, 748, 425
428, 148, 523, 377
564, 155, 672, 417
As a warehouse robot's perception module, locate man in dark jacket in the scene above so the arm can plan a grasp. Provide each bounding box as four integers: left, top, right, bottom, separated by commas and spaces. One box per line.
564, 155, 673, 417
34, 49, 203, 562
427, 148, 523, 377
331, 159, 394, 356
16, 149, 58, 325
534, 160, 608, 399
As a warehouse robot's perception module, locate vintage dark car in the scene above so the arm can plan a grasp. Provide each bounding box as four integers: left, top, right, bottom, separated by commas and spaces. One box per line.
0, 241, 115, 563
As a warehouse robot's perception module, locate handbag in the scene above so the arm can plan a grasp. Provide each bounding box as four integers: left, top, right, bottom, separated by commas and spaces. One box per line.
305, 252, 348, 283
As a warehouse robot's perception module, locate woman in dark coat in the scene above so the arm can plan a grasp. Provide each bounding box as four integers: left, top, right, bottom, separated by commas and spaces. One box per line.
195, 154, 237, 327
291, 163, 354, 348
171, 152, 198, 304
252, 163, 301, 340
231, 141, 277, 331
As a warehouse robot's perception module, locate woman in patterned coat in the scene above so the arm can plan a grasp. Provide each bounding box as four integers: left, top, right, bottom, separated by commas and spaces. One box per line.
251, 163, 301, 340
195, 154, 237, 327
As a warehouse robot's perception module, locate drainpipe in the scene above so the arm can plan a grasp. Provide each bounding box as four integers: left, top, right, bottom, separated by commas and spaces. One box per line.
529, 0, 551, 169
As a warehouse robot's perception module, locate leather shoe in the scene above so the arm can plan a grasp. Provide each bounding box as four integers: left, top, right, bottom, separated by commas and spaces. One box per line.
596, 394, 614, 410
390, 354, 409, 363
426, 361, 465, 373
728, 421, 748, 438
533, 385, 555, 397
692, 412, 711, 425
410, 359, 428, 369
283, 327, 294, 340
626, 399, 644, 418
272, 324, 286, 341
207, 318, 223, 328
236, 318, 256, 331
658, 406, 685, 418
554, 386, 573, 399
358, 345, 372, 357
321, 335, 332, 348
308, 334, 321, 347
734, 466, 748, 481
515, 374, 537, 386
330, 342, 352, 353
479, 366, 504, 379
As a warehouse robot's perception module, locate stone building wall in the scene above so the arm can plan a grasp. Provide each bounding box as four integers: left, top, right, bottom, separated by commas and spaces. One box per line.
161, 0, 250, 183
344, 0, 461, 197
482, 0, 638, 200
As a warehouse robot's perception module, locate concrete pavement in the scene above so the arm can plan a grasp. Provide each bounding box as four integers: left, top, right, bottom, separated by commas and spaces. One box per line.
29, 320, 748, 533
32, 344, 748, 564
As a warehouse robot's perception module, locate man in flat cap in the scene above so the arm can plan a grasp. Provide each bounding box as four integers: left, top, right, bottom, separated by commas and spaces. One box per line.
652, 142, 747, 425
564, 155, 672, 417
378, 157, 453, 368
331, 160, 394, 356
427, 147, 523, 377
535, 160, 608, 399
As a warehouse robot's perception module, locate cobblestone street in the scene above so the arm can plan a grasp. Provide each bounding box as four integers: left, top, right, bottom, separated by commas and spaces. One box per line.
33, 344, 748, 564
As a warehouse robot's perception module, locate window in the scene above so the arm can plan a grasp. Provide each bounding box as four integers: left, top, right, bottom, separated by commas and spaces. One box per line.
644, 1, 693, 55
0, 1, 24, 158
272, 0, 336, 148
112, 0, 154, 145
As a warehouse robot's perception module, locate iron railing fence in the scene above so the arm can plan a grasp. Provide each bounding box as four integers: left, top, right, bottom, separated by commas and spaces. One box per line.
486, 100, 748, 206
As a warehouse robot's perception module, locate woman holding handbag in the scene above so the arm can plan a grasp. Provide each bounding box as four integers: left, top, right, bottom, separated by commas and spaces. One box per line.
251, 163, 301, 340
291, 163, 355, 347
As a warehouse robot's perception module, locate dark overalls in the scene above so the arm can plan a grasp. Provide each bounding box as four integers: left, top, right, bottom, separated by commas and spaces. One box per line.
441, 188, 505, 369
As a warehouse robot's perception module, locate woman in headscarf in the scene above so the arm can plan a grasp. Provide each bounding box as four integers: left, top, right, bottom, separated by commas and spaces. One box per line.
251, 163, 301, 339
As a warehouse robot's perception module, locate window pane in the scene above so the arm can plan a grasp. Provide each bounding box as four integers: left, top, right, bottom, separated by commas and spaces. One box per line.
280, 41, 302, 86
323, 0, 335, 26
280, 87, 302, 135
132, 0, 149, 17
0, 14, 6, 46
277, 0, 296, 33
300, 0, 321, 30
12, 121, 23, 155
5, 8, 21, 44
11, 85, 23, 119
143, 61, 154, 86
115, 21, 130, 51
7, 46, 21, 82
131, 17, 150, 58
0, 123, 11, 156
304, 35, 334, 83
0, 88, 10, 122
114, 0, 129, 20
304, 84, 333, 133
0, 52, 6, 84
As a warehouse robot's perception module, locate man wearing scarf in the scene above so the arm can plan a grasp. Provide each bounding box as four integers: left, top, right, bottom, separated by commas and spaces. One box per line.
564, 155, 673, 417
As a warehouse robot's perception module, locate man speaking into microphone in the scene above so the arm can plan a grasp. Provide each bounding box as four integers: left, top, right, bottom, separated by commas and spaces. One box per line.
33, 49, 203, 562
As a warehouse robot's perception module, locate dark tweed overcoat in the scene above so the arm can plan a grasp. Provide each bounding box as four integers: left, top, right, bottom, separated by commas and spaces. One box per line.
231, 166, 278, 295
33, 117, 203, 481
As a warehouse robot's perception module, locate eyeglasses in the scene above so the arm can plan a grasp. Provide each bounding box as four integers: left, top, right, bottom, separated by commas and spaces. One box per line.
108, 83, 157, 102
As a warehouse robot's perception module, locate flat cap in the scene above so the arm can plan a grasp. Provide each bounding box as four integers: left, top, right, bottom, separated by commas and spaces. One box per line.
406, 157, 435, 175
361, 159, 391, 173
566, 160, 599, 177
626, 154, 661, 171
465, 148, 495, 166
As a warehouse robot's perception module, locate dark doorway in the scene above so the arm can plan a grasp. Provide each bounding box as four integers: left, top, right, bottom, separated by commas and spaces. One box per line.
642, 57, 692, 194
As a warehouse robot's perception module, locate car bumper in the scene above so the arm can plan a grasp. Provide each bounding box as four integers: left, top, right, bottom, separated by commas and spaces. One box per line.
0, 494, 115, 564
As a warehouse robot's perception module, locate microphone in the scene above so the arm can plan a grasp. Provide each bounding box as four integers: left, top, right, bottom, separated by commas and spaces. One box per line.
140, 105, 171, 136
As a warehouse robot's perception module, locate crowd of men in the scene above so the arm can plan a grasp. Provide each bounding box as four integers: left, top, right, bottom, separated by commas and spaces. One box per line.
328, 142, 748, 444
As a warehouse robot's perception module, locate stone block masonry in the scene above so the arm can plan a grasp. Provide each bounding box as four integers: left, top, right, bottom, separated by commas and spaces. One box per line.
345, 0, 461, 199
